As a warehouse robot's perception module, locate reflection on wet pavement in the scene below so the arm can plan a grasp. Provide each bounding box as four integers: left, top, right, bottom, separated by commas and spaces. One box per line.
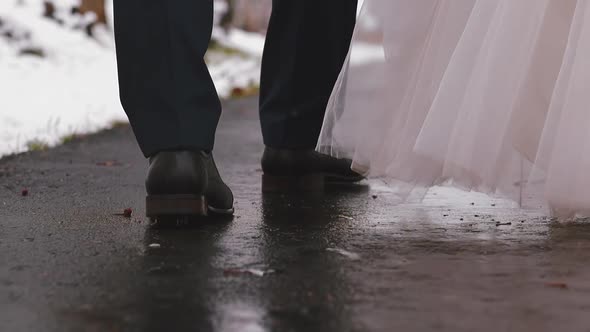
2, 96, 590, 331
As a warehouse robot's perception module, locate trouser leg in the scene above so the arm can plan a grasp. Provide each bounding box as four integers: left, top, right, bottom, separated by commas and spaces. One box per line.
114, 0, 220, 157
259, 0, 358, 149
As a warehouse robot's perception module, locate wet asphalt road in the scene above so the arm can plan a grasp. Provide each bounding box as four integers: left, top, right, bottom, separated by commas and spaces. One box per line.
3, 94, 590, 331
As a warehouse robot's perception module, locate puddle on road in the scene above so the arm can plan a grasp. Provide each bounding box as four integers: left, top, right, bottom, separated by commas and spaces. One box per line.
214, 302, 267, 332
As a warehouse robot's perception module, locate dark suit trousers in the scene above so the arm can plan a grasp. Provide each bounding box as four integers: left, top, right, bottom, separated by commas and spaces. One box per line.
114, 0, 357, 157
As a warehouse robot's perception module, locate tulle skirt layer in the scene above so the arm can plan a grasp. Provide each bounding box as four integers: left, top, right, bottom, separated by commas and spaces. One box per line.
318, 0, 590, 218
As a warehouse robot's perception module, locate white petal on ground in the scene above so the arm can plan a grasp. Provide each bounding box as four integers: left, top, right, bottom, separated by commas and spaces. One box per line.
326, 248, 361, 260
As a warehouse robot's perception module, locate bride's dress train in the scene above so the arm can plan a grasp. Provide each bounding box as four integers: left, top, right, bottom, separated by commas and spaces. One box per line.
318, 0, 590, 218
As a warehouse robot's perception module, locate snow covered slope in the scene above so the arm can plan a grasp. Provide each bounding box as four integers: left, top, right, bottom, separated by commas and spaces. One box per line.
0, 0, 382, 156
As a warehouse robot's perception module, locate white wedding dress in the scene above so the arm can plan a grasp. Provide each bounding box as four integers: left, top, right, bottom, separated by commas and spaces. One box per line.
318, 0, 590, 218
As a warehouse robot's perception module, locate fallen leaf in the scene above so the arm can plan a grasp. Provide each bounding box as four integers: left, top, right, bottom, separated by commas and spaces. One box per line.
230, 87, 245, 97
96, 160, 122, 167
113, 208, 133, 218
545, 282, 568, 289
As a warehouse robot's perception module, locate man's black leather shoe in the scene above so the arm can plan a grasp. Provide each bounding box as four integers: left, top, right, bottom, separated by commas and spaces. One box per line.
145, 151, 234, 219
261, 147, 364, 192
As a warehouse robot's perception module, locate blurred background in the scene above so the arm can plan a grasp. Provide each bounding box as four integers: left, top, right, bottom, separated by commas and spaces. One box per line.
0, 0, 381, 157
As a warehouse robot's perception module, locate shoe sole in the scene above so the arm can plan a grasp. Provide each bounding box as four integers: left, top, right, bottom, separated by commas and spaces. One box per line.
146, 195, 235, 228
324, 173, 366, 183
146, 194, 208, 218
262, 173, 364, 193
146, 194, 234, 215
262, 174, 324, 193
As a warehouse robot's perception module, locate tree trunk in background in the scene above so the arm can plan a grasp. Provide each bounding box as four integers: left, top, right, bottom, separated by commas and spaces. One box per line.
42, 1, 56, 19
80, 0, 107, 25
230, 0, 271, 32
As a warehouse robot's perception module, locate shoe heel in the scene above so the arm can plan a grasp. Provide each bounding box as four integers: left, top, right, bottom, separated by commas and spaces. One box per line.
146, 195, 208, 217
262, 174, 325, 193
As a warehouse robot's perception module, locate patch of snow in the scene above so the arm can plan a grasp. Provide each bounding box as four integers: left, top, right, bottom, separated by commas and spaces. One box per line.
213, 28, 265, 58
0, 1, 261, 156
0, 1, 124, 156
214, 27, 385, 67
0, 0, 382, 157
